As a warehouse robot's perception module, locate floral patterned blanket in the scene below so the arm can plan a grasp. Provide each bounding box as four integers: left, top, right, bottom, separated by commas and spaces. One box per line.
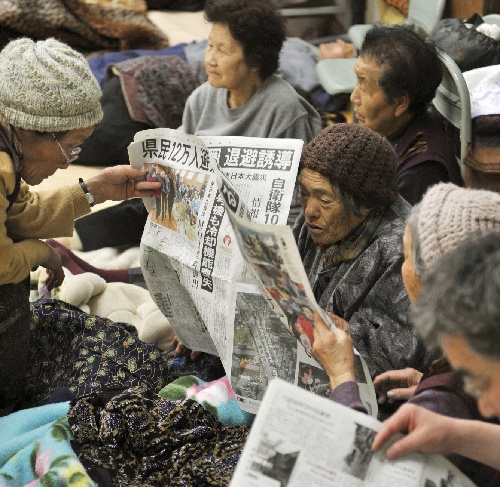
1, 377, 252, 486
0, 379, 253, 487
0, 401, 95, 487
1, 299, 246, 486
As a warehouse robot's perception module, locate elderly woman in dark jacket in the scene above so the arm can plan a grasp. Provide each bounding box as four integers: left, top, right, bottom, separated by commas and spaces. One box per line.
351, 24, 463, 205
293, 123, 435, 383
311, 183, 500, 486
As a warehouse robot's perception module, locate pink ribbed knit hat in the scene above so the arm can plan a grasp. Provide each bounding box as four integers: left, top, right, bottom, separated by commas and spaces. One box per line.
418, 183, 500, 268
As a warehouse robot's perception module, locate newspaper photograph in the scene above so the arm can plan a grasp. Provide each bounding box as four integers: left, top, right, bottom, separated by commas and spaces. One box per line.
129, 129, 303, 408
231, 378, 478, 487
129, 128, 376, 415
217, 176, 377, 416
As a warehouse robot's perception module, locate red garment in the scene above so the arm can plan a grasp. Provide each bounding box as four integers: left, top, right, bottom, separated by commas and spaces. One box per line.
295, 315, 314, 345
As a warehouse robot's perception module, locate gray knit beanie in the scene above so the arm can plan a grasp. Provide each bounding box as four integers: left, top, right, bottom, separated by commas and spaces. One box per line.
0, 37, 103, 131
299, 123, 398, 209
418, 183, 500, 268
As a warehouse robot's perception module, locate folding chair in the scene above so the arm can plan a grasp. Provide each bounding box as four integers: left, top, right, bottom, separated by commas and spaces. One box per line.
432, 50, 472, 178
315, 57, 357, 96
315, 0, 447, 97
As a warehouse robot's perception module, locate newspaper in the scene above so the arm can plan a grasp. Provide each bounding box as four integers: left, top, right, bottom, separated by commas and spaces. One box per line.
216, 174, 377, 416
230, 378, 478, 487
129, 128, 376, 415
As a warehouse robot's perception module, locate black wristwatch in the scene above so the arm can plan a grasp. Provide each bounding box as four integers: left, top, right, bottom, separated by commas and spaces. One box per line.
79, 178, 95, 207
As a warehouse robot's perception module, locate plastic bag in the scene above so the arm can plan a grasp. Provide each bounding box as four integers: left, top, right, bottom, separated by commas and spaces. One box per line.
431, 14, 500, 72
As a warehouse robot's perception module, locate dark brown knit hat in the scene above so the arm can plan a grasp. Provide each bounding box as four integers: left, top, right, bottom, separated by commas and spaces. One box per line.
299, 123, 399, 209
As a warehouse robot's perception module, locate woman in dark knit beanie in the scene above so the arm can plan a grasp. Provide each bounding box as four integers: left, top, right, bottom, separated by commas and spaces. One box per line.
293, 123, 437, 417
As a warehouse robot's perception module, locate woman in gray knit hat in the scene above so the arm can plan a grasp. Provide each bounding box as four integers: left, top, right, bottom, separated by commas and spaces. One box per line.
293, 123, 437, 411
0, 37, 161, 415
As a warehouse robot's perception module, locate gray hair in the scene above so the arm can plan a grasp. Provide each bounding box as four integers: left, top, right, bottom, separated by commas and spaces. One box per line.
412, 232, 500, 360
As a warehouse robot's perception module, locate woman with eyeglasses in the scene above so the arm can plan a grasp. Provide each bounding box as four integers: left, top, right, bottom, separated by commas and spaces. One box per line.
0, 37, 161, 415
312, 184, 500, 486
372, 233, 500, 482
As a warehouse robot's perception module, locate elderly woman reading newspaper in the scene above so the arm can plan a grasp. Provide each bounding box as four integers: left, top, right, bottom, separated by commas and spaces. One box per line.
293, 123, 437, 418
0, 37, 161, 415
372, 233, 500, 487
310, 184, 500, 486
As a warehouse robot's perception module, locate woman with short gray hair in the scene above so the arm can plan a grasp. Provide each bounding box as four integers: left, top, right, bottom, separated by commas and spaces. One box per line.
373, 233, 500, 477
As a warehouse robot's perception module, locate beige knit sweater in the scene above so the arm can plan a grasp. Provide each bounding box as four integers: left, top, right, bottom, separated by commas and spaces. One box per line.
0, 151, 90, 285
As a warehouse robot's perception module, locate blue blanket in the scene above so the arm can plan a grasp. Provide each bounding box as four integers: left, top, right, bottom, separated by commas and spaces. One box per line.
0, 402, 95, 487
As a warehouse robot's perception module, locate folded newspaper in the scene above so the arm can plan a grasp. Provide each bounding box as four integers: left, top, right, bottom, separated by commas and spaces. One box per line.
129, 128, 377, 415
230, 378, 478, 487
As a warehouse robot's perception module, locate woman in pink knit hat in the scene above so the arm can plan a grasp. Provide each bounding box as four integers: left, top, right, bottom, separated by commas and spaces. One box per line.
312, 183, 500, 486
373, 232, 500, 483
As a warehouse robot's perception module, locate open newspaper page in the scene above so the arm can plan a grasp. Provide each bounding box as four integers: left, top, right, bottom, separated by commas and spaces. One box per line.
231, 378, 478, 487
217, 176, 377, 416
129, 128, 302, 412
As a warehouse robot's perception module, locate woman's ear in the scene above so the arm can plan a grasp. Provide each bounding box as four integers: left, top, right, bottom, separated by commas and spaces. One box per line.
394, 92, 410, 118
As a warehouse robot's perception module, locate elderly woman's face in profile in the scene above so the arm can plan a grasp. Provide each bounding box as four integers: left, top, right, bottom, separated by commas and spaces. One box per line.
298, 168, 367, 251
18, 127, 93, 186
350, 56, 408, 137
441, 334, 500, 419
205, 23, 257, 93
401, 225, 421, 302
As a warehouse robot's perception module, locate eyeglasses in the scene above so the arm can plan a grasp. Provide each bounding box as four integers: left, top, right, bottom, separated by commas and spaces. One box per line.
458, 368, 498, 400
52, 133, 81, 164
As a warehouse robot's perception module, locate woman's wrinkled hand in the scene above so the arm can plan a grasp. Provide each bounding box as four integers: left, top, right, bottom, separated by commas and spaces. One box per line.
312, 310, 356, 389
373, 368, 423, 404
371, 403, 455, 459
42, 244, 65, 291
83, 165, 162, 205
